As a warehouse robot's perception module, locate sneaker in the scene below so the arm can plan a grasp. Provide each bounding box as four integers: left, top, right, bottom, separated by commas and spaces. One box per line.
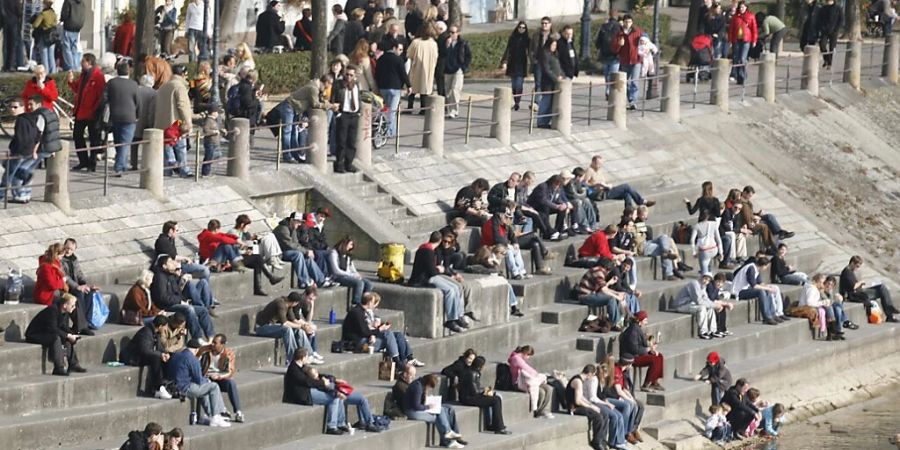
549, 232, 561, 241
408, 358, 426, 367
699, 333, 712, 340
209, 415, 232, 428
198, 338, 210, 346
445, 430, 463, 440
310, 355, 325, 365
448, 442, 465, 449
511, 306, 525, 317
445, 321, 464, 333
457, 316, 470, 328
713, 331, 727, 338
155, 386, 173, 400
540, 412, 555, 419
535, 267, 552, 275
780, 315, 791, 321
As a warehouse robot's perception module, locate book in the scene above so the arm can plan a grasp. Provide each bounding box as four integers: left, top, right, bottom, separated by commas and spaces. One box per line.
425, 395, 442, 414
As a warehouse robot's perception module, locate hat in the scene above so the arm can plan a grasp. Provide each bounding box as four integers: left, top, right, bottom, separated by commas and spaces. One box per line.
635, 311, 648, 322
316, 207, 333, 218
707, 351, 720, 365
289, 211, 304, 220
618, 356, 634, 365
701, 272, 713, 280
560, 170, 574, 179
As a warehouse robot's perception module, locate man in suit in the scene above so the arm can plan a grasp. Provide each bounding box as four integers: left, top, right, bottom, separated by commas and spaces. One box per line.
330, 65, 361, 173
279, 75, 335, 163
25, 294, 87, 376
255, 0, 286, 52
327, 4, 347, 55
557, 25, 579, 79
123, 315, 171, 398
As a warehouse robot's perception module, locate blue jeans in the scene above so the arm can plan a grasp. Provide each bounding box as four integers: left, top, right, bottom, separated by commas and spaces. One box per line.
731, 41, 750, 84
211, 244, 240, 264
164, 138, 191, 176
310, 388, 343, 429
0, 157, 25, 200
277, 102, 301, 160
186, 28, 207, 62
183, 278, 213, 308
721, 232, 734, 263
602, 57, 620, 96
429, 275, 464, 322
381, 89, 402, 136
532, 63, 543, 104
255, 324, 313, 363
505, 247, 527, 277
111, 122, 136, 173
832, 303, 847, 332
181, 261, 211, 280
165, 303, 214, 340
761, 213, 783, 235
342, 391, 374, 426
39, 44, 55, 74
407, 405, 459, 446
333, 274, 372, 305
884, 18, 895, 37
780, 272, 808, 285
537, 92, 553, 126
186, 381, 225, 418
202, 141, 220, 176
579, 293, 621, 324
510, 76, 525, 106
712, 37, 728, 59
1, 153, 45, 200
600, 403, 626, 446
371, 330, 411, 360
607, 397, 637, 434
739, 288, 773, 320
61, 30, 80, 70
643, 236, 674, 277
214, 378, 241, 412
282, 250, 325, 287
621, 64, 642, 104
606, 183, 645, 207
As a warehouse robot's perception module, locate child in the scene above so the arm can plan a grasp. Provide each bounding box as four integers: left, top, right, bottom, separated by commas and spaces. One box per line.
694, 351, 733, 406
201, 104, 230, 177
744, 388, 768, 436
705, 404, 732, 444
760, 403, 785, 437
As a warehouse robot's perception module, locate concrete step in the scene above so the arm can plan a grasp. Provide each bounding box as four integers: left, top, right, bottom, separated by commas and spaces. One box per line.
359, 192, 395, 209
344, 181, 380, 197
376, 205, 413, 221
392, 213, 448, 237
593, 183, 698, 224
642, 419, 703, 442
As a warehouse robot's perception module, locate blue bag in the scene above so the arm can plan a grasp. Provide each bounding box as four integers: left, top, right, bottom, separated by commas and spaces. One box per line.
371, 415, 391, 430
89, 291, 109, 329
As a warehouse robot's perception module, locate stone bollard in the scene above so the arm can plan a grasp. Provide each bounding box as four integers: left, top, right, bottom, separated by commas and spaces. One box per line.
140, 128, 164, 198
551, 78, 572, 138
802, 45, 820, 96
607, 72, 627, 129
227, 118, 250, 181
661, 64, 681, 121
308, 109, 328, 172
843, 39, 862, 89
490, 87, 512, 146
710, 58, 731, 112
44, 141, 71, 213
757, 52, 777, 103
885, 33, 899, 84
423, 95, 445, 158
354, 102, 372, 170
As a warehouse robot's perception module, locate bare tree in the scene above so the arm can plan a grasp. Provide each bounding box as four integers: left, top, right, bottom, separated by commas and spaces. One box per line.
670, 0, 704, 65
219, 0, 242, 44
448, 0, 462, 30
134, 0, 157, 75
311, 0, 328, 78
776, 0, 785, 20
845, 0, 861, 39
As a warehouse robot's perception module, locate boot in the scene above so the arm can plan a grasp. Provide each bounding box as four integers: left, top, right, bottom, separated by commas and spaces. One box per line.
825, 321, 835, 341
253, 270, 268, 296
260, 263, 284, 286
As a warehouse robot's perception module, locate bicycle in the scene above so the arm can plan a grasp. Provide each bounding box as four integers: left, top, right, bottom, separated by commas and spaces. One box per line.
372, 105, 389, 150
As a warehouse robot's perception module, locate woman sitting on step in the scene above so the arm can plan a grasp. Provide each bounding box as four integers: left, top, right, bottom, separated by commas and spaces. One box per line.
508, 345, 555, 419
327, 236, 374, 305
228, 214, 284, 271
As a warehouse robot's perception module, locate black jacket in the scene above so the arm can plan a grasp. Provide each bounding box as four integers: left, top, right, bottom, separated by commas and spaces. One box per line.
104, 77, 141, 124
442, 37, 472, 74
300, 225, 328, 251
60, 0, 86, 31
273, 217, 306, 253
539, 50, 563, 90
9, 112, 39, 157
293, 17, 313, 50
237, 78, 260, 119
61, 253, 87, 292
283, 362, 330, 405
527, 181, 559, 214
723, 386, 759, 423
704, 14, 727, 37
404, 9, 423, 40
816, 3, 843, 36
255, 7, 286, 50
595, 20, 622, 59
408, 245, 439, 287
32, 107, 61, 154
375, 51, 410, 90
343, 19, 365, 55
150, 267, 183, 310
122, 324, 163, 364
487, 181, 514, 214
379, 33, 406, 53
457, 367, 485, 402
341, 304, 376, 342
556, 38, 579, 79
686, 196, 721, 218
799, 2, 821, 44
153, 233, 178, 261
619, 321, 649, 360
441, 356, 469, 380
501, 32, 530, 77
25, 303, 73, 340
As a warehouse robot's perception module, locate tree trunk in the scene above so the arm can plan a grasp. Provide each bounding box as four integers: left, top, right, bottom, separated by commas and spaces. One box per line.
448, 0, 462, 30
219, 0, 242, 46
134, 0, 157, 76
845, 0, 861, 39
311, 0, 329, 79
670, 0, 704, 65
776, 0, 786, 20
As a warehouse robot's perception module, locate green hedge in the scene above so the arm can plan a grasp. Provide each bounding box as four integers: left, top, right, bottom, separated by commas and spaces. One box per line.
0, 73, 74, 104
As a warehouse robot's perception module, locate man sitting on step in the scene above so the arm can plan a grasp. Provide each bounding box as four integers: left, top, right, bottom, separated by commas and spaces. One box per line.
121, 315, 172, 399
634, 205, 688, 280
197, 334, 245, 423
839, 255, 898, 322
737, 186, 795, 253
150, 256, 216, 346
575, 262, 626, 331
706, 273, 736, 336
255, 293, 324, 365
25, 293, 88, 376
154, 221, 211, 280
408, 231, 469, 333
565, 364, 614, 450
273, 212, 327, 289
570, 224, 626, 269
730, 256, 787, 325
527, 174, 572, 241
166, 346, 232, 427
452, 178, 491, 227
770, 243, 808, 285
619, 311, 664, 392
584, 155, 655, 208
671, 273, 721, 339
60, 238, 99, 335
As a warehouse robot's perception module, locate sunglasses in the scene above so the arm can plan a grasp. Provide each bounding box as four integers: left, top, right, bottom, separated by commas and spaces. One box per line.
517, 25, 526, 29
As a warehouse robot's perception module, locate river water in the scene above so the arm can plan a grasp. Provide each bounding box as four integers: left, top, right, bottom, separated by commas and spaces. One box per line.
748, 391, 900, 450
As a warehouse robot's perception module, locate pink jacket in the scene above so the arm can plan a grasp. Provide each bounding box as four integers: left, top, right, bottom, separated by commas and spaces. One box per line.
508, 351, 546, 411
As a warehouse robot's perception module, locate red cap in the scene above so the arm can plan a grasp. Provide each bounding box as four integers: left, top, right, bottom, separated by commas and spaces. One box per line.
635, 311, 648, 322
707, 351, 720, 365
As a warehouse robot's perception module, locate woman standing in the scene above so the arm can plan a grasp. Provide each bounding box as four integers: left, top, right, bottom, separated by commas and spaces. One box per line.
536, 38, 562, 129
21, 65, 58, 112
31, 0, 58, 74
684, 181, 722, 219
728, 1, 757, 85
690, 210, 723, 275
349, 39, 378, 94
34, 243, 67, 306
704, 4, 728, 59
112, 10, 136, 57
500, 21, 530, 111
406, 22, 438, 111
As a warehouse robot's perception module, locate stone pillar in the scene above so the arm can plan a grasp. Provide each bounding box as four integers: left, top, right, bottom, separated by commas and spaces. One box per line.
843, 39, 862, 89
885, 33, 899, 84
308, 109, 328, 172
44, 141, 71, 213
354, 102, 372, 170
802, 45, 820, 96
757, 52, 777, 103
606, 72, 627, 129
140, 128, 164, 198
710, 58, 730, 112
661, 64, 680, 122
227, 118, 250, 181
423, 95, 445, 157
551, 78, 572, 138
490, 87, 512, 146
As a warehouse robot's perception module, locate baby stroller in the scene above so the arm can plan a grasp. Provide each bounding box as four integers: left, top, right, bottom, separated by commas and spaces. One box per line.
687, 34, 714, 82
360, 91, 389, 149
864, 3, 885, 37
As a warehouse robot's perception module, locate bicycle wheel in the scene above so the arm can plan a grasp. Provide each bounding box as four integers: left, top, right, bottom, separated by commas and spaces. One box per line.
0, 97, 18, 138
371, 112, 388, 149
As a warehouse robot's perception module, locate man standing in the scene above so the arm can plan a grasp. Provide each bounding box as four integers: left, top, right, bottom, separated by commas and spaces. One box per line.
1, 0, 25, 71
596, 10, 622, 97
68, 53, 106, 172
155, 64, 193, 177
104, 62, 140, 176
441, 25, 471, 120
25, 294, 88, 376
375, 41, 410, 136
816, 0, 843, 68
131, 74, 157, 171
280, 74, 335, 163
328, 5, 348, 55
531, 17, 553, 107
404, 0, 423, 41
293, 8, 313, 51
557, 25, 579, 79
167, 348, 232, 427
256, 0, 286, 53
330, 65, 361, 173
184, 0, 207, 62
612, 15, 642, 109
197, 334, 245, 422
59, 0, 85, 71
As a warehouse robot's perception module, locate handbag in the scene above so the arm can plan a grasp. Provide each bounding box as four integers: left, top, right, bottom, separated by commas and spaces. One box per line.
330, 340, 344, 353
89, 291, 109, 329
378, 357, 396, 382
121, 309, 142, 326
335, 380, 354, 396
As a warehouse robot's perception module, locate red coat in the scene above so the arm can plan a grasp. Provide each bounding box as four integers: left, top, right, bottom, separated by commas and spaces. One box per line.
729, 12, 758, 44
612, 27, 643, 65
578, 231, 614, 259
68, 66, 107, 120
112, 21, 136, 57
198, 229, 240, 261
34, 257, 66, 306
480, 217, 510, 247
21, 78, 59, 112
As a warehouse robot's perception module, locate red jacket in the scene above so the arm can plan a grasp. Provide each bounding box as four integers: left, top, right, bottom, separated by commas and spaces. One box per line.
612, 27, 643, 65
68, 66, 107, 120
198, 229, 240, 261
480, 217, 510, 247
34, 257, 66, 306
729, 12, 758, 44
578, 231, 614, 259
21, 78, 59, 112
112, 21, 136, 57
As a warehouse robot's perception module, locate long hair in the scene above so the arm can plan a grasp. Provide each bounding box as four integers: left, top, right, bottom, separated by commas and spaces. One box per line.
43, 243, 64, 263
349, 38, 370, 65
701, 181, 714, 198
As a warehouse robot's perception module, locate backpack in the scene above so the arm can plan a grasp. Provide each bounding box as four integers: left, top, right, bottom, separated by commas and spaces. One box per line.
383, 391, 405, 419
225, 84, 241, 117
119, 430, 149, 450
494, 363, 515, 391
377, 243, 406, 284
596, 22, 620, 59
673, 221, 691, 244
89, 291, 109, 329
3, 269, 23, 304
578, 315, 612, 333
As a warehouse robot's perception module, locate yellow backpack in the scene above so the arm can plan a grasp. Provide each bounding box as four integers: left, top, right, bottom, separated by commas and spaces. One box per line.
377, 243, 406, 283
